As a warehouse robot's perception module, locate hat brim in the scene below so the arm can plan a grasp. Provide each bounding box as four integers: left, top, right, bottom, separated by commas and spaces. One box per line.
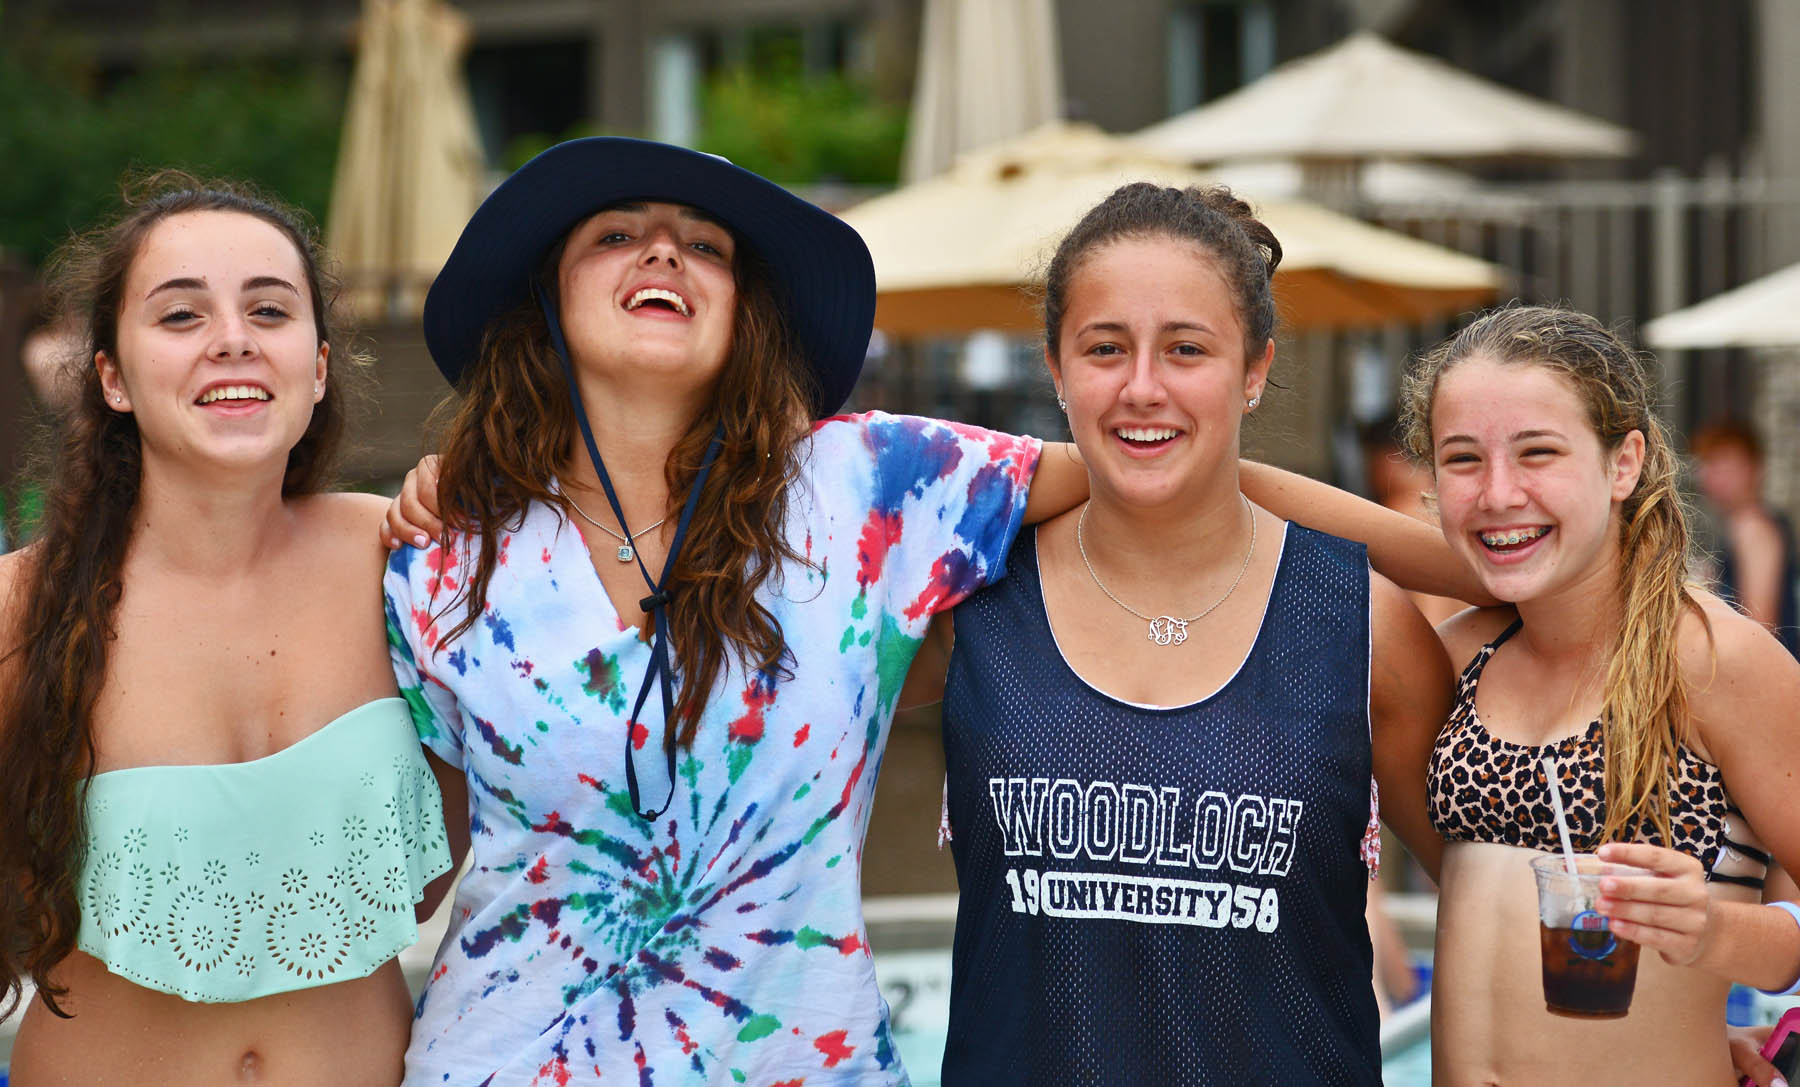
423, 137, 876, 417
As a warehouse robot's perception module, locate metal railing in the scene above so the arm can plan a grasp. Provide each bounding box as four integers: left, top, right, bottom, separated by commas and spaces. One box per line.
1356, 172, 1800, 431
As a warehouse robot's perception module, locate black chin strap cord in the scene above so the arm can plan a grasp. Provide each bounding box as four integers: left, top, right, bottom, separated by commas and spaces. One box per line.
536, 285, 725, 821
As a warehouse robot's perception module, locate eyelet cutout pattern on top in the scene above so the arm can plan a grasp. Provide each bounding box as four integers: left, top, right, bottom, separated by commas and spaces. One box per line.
77, 699, 452, 1002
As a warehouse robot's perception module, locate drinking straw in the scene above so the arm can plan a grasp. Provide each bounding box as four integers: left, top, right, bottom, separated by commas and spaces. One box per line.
1541, 755, 1580, 876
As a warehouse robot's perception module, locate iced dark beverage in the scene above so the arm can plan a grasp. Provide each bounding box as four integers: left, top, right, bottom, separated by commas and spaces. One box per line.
1538, 921, 1642, 1018
1530, 853, 1648, 1020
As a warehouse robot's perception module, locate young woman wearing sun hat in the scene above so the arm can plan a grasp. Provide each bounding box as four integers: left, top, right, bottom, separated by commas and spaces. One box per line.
378, 136, 1094, 1084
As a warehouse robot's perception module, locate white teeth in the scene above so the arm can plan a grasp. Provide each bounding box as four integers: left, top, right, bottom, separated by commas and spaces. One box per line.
626, 288, 691, 316
199, 385, 271, 404
1481, 527, 1549, 547
1116, 426, 1179, 442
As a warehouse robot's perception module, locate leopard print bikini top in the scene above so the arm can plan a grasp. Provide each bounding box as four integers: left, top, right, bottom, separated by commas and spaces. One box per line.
1427, 619, 1766, 887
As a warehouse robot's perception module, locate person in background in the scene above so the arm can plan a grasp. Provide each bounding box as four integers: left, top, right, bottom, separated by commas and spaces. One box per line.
0, 174, 452, 1084
1691, 419, 1799, 656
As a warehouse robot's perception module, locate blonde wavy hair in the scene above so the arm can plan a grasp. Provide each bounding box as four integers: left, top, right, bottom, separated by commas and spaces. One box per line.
1400, 304, 1704, 846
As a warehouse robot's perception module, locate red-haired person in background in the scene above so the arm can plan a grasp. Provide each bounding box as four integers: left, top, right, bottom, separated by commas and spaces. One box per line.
1691, 420, 1800, 657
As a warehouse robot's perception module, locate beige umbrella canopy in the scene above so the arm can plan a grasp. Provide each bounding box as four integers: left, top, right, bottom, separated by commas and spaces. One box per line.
901, 0, 1062, 182
841, 122, 1501, 336
1642, 262, 1800, 349
327, 0, 486, 320
1134, 31, 1636, 165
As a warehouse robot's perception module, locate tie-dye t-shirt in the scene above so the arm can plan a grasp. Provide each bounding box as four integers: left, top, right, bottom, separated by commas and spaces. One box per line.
385, 412, 1040, 1086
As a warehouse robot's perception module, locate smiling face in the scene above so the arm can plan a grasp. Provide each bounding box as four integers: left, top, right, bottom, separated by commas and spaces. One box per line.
1430, 354, 1644, 605
554, 200, 738, 403
1049, 235, 1271, 511
98, 209, 327, 479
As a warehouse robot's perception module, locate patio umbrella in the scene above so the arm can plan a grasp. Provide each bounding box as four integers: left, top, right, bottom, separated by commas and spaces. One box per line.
901, 0, 1062, 182
1134, 31, 1636, 166
840, 123, 1501, 336
1641, 261, 1800, 349
327, 0, 486, 320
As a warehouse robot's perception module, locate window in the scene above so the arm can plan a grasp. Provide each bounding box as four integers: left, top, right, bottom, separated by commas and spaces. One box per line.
1167, 1, 1275, 115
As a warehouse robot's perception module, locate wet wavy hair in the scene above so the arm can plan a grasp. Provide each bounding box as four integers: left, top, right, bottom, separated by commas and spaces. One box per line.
0, 171, 361, 1017
1400, 303, 1704, 846
428, 228, 816, 748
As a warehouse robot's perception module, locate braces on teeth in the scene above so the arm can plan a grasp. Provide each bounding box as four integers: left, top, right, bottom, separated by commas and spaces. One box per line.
1484, 528, 1545, 546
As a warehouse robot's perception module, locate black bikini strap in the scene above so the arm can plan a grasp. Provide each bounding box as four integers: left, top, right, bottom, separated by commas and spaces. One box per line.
1491, 617, 1525, 649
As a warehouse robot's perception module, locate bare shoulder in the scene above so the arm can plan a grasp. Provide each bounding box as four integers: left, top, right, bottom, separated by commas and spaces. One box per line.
1435, 605, 1519, 668
1679, 588, 1798, 704
1675, 587, 1800, 768
286, 492, 392, 581
294, 490, 390, 529
1368, 570, 1419, 628
1370, 570, 1452, 677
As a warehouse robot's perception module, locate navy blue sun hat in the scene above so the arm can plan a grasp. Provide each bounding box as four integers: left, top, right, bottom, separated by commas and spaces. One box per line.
423, 136, 877, 417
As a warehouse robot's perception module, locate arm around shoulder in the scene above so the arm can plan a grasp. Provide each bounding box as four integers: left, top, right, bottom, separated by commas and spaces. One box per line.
1023, 441, 1088, 525
1239, 460, 1492, 604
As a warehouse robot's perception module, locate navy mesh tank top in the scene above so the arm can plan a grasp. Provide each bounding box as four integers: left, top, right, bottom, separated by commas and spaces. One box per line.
941, 523, 1379, 1085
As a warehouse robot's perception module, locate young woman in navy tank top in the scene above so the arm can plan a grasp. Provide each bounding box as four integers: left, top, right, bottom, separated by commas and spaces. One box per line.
1247, 306, 1800, 1086
906, 183, 1456, 1085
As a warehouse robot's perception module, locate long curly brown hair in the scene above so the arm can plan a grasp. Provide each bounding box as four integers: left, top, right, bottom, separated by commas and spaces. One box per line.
429, 231, 816, 747
0, 172, 359, 1018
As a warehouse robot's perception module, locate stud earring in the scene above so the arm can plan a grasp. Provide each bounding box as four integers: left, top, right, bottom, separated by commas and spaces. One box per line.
1246, 396, 1261, 411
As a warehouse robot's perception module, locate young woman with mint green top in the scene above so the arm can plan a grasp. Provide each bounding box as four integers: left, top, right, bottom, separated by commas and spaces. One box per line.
0, 176, 452, 1084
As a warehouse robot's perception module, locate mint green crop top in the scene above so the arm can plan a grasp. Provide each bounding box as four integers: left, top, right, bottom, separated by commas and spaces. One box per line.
77, 697, 452, 1003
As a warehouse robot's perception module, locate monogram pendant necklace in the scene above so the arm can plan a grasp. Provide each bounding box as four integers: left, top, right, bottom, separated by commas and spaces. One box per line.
566, 491, 668, 562
1075, 496, 1257, 646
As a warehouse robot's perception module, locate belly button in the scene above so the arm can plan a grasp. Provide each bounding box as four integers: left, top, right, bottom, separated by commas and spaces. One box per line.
239, 1050, 263, 1080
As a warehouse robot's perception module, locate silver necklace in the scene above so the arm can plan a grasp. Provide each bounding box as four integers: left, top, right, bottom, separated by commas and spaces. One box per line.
1076, 496, 1257, 647
565, 492, 667, 562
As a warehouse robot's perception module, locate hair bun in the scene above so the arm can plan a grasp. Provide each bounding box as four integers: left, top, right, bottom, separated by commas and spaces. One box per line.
1191, 186, 1282, 278
1042, 180, 1284, 362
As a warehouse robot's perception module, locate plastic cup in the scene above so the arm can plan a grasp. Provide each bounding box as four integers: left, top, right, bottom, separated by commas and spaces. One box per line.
1530, 853, 1646, 1019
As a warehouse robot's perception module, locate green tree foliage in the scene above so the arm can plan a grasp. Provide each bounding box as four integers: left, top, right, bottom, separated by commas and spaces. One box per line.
696, 66, 906, 185
0, 35, 346, 266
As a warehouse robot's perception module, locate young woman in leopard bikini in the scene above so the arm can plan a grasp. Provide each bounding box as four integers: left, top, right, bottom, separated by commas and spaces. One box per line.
1253, 304, 1800, 1085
